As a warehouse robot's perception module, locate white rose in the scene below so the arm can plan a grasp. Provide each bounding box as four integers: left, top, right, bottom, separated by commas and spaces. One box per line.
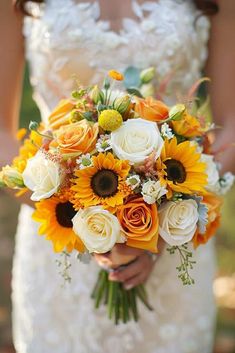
72, 206, 125, 253
22, 151, 63, 201
158, 199, 199, 246
141, 180, 167, 204
201, 154, 219, 192
111, 118, 163, 164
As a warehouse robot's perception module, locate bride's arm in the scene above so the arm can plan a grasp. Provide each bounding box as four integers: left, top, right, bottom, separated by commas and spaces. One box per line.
206, 0, 235, 173
0, 1, 23, 163
0, 1, 33, 206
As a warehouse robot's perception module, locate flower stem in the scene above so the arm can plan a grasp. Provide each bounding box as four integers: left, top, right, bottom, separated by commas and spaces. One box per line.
91, 269, 152, 324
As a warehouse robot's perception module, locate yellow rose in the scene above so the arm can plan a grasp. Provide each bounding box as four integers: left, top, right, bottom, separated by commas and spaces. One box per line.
48, 99, 76, 130
171, 112, 203, 138
50, 120, 99, 157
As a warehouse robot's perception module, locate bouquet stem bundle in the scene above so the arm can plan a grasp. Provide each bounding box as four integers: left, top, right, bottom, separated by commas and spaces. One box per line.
91, 269, 153, 324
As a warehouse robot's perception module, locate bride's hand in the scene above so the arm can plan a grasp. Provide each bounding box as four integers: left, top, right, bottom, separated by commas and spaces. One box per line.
93, 243, 157, 290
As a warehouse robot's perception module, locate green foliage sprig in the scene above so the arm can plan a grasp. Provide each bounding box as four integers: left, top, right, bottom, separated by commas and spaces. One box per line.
167, 244, 196, 285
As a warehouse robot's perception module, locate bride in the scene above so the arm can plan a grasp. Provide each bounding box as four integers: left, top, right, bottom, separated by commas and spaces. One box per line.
1, 0, 235, 352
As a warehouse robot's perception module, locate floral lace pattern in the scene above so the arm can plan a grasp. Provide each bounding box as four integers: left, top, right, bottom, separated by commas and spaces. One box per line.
12, 1, 216, 352
23, 0, 210, 119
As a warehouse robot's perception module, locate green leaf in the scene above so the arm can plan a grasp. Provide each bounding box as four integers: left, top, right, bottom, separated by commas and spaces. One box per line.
124, 66, 141, 89
126, 87, 143, 98
82, 111, 93, 121
97, 103, 108, 112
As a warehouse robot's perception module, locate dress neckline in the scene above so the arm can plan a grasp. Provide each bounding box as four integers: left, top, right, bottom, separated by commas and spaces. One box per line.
45, 0, 171, 37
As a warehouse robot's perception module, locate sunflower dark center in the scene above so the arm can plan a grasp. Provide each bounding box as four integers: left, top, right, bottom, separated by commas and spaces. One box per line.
55, 201, 77, 228
164, 159, 186, 184
91, 169, 118, 197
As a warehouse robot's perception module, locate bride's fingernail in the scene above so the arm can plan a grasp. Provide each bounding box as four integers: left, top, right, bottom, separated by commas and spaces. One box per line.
124, 283, 133, 290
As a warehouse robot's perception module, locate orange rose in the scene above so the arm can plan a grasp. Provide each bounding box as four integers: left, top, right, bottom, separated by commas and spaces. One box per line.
48, 99, 76, 130
193, 194, 222, 248
50, 120, 99, 157
171, 112, 202, 138
117, 195, 159, 253
134, 96, 169, 122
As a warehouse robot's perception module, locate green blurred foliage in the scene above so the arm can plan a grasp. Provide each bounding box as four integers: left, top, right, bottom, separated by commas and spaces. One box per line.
217, 190, 235, 274
20, 65, 40, 127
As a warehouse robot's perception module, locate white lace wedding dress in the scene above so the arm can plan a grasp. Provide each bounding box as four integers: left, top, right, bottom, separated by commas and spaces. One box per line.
12, 1, 216, 352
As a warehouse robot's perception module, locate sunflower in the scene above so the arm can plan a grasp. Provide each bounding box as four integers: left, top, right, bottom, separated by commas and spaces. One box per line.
32, 194, 85, 253
13, 130, 43, 173
156, 137, 207, 198
71, 152, 131, 210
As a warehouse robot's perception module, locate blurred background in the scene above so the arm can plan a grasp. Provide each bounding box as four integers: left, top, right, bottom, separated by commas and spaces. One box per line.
0, 67, 234, 353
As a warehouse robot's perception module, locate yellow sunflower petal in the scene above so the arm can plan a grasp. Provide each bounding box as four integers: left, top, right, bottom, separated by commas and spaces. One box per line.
158, 137, 207, 195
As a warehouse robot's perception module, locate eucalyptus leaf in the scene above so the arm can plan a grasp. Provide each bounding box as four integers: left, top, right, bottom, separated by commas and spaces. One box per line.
124, 66, 141, 89
97, 103, 108, 112
82, 111, 93, 121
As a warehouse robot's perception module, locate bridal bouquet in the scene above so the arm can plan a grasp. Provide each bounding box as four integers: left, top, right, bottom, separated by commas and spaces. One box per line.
1, 68, 234, 324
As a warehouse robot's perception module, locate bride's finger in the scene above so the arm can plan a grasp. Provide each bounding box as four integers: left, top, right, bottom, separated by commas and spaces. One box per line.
108, 257, 141, 282
123, 273, 146, 290
93, 252, 113, 267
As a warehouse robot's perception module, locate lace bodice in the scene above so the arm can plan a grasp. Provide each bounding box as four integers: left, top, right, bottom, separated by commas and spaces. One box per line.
23, 0, 210, 121
12, 2, 216, 353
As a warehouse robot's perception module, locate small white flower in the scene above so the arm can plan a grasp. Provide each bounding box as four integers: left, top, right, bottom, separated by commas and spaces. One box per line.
76, 153, 93, 169
126, 175, 141, 190
96, 134, 112, 153
142, 179, 167, 204
161, 123, 174, 139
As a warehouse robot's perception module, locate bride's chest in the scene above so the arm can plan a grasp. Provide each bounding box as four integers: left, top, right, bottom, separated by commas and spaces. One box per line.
23, 0, 210, 99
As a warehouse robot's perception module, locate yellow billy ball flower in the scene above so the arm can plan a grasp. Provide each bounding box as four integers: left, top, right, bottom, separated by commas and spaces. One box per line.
98, 109, 123, 132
